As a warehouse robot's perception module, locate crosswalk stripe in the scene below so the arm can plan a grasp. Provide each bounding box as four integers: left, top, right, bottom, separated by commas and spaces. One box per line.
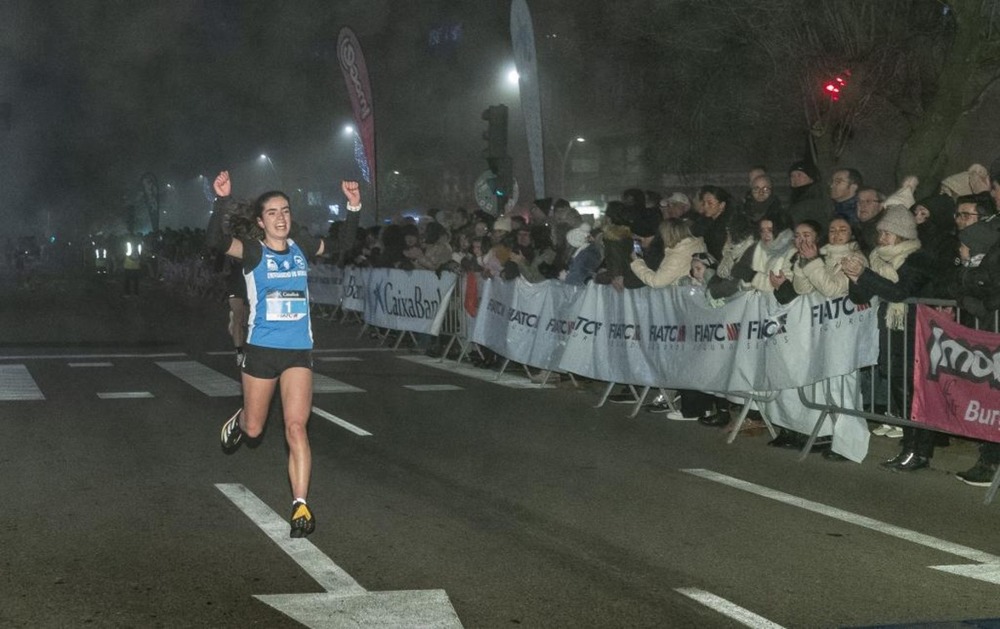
403, 384, 463, 392
312, 373, 364, 393
311, 406, 372, 436
97, 391, 154, 399
0, 365, 44, 400
69, 362, 113, 367
317, 357, 362, 362
156, 361, 241, 397
397, 355, 556, 389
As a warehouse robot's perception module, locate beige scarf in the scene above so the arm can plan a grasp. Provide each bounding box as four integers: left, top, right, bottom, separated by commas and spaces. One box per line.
868, 239, 921, 330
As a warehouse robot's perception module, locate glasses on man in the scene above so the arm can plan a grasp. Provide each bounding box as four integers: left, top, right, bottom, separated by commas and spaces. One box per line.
752, 187, 771, 193
954, 211, 979, 219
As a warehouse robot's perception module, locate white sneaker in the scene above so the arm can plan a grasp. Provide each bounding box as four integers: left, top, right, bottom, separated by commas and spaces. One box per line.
665, 410, 698, 421
885, 426, 904, 439
872, 423, 892, 436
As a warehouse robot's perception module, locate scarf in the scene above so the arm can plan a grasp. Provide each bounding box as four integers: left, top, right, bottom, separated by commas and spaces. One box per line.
868, 239, 921, 330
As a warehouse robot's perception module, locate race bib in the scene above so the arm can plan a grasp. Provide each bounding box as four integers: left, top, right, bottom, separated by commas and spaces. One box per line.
265, 290, 308, 321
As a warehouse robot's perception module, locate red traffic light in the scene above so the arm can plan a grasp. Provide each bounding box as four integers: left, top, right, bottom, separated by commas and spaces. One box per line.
822, 75, 849, 102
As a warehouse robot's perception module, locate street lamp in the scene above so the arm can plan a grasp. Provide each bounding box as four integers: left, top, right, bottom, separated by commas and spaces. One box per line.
560, 136, 585, 197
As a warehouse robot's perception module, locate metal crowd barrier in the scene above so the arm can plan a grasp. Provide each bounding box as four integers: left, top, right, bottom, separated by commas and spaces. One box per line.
792, 298, 1000, 503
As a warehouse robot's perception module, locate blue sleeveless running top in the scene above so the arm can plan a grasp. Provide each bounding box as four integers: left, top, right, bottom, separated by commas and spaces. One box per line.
243, 238, 313, 349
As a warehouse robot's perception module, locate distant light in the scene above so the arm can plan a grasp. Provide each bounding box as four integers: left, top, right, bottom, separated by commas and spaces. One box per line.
393, 170, 400, 175
507, 68, 520, 85
575, 137, 585, 143
343, 125, 354, 136
260, 154, 268, 160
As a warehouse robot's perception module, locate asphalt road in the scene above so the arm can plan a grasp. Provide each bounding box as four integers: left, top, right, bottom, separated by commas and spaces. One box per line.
2, 263, 999, 629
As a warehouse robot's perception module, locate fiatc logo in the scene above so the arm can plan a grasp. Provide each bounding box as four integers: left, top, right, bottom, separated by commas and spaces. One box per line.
690, 314, 788, 345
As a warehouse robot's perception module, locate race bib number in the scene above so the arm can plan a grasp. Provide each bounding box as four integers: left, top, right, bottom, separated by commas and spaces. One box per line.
266, 290, 308, 321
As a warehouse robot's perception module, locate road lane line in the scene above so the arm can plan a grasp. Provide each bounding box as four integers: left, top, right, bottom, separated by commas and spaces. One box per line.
683, 469, 1000, 563
675, 588, 786, 629
317, 356, 362, 362
0, 364, 44, 400
97, 391, 154, 399
312, 406, 372, 436
397, 355, 556, 389
403, 384, 463, 392
215, 483, 463, 627
215, 483, 366, 596
156, 360, 241, 397
69, 362, 113, 367
0, 352, 186, 361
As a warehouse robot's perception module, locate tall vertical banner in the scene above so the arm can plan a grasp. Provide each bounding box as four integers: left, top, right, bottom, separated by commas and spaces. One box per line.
912, 305, 1000, 443
337, 28, 377, 202
510, 0, 545, 197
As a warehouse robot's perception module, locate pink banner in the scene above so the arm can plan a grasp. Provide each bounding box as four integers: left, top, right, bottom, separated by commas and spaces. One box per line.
337, 27, 376, 188
912, 305, 1000, 442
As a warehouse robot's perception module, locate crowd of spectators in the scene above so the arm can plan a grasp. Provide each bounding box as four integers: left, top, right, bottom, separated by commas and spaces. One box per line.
326, 159, 1000, 481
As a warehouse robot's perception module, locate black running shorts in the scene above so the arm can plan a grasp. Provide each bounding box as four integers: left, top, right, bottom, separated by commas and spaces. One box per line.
242, 344, 313, 379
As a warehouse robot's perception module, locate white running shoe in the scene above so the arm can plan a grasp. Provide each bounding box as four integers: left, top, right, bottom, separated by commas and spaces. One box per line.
885, 426, 904, 439
665, 410, 699, 421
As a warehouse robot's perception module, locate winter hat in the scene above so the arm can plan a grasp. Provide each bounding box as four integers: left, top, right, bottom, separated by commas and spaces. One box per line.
959, 219, 1000, 257
565, 224, 591, 249
492, 216, 513, 233
666, 192, 691, 206
692, 252, 718, 270
788, 160, 820, 183
876, 206, 919, 241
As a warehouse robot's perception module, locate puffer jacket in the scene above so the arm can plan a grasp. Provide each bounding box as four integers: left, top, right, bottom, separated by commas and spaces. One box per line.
630, 236, 707, 288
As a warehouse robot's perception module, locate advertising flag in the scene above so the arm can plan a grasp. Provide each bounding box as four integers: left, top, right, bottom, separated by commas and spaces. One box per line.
337, 28, 376, 191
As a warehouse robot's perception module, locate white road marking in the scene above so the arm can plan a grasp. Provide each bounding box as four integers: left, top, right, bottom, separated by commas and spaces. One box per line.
683, 469, 1000, 563
398, 355, 555, 389
317, 356, 362, 362
312, 406, 371, 436
675, 588, 786, 629
215, 483, 366, 595
403, 384, 463, 392
312, 374, 364, 393
215, 483, 463, 628
313, 348, 396, 353
0, 352, 186, 361
156, 360, 241, 397
0, 364, 44, 400
68, 362, 113, 367
97, 391, 154, 399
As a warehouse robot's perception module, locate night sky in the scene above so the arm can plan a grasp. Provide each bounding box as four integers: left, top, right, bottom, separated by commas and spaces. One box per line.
0, 1, 471, 235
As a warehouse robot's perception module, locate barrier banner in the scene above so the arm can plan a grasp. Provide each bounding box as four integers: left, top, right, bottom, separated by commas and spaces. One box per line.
307, 264, 344, 306
472, 279, 878, 391
472, 277, 578, 371
341, 266, 367, 313
912, 305, 1000, 442
362, 268, 457, 335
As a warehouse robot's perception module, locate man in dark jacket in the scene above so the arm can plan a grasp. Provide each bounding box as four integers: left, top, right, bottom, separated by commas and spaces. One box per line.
786, 160, 831, 231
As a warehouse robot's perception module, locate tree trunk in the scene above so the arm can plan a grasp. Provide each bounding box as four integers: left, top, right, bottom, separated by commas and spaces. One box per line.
895, 0, 986, 193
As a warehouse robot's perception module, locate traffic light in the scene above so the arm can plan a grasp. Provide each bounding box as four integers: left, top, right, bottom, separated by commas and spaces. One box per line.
822, 72, 850, 102
482, 104, 508, 160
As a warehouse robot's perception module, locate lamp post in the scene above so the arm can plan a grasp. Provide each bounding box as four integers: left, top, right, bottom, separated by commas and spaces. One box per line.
560, 136, 585, 198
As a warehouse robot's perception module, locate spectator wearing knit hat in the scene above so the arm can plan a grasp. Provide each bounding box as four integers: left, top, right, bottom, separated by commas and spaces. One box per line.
843, 206, 937, 472
560, 224, 602, 285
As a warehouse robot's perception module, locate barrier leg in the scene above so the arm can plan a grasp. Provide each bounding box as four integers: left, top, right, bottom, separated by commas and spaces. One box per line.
595, 382, 617, 408
984, 467, 1000, 505
725, 399, 754, 444
495, 357, 511, 380
798, 410, 833, 462
630, 386, 651, 418
356, 322, 369, 339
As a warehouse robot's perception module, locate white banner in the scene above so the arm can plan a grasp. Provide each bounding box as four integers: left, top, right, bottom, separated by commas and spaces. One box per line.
361, 268, 458, 335
471, 279, 878, 392
307, 264, 344, 306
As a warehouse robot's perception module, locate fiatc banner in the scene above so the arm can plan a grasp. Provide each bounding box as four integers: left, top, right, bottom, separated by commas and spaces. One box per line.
471, 277, 578, 371
362, 268, 457, 335
471, 279, 879, 391
912, 305, 1000, 442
